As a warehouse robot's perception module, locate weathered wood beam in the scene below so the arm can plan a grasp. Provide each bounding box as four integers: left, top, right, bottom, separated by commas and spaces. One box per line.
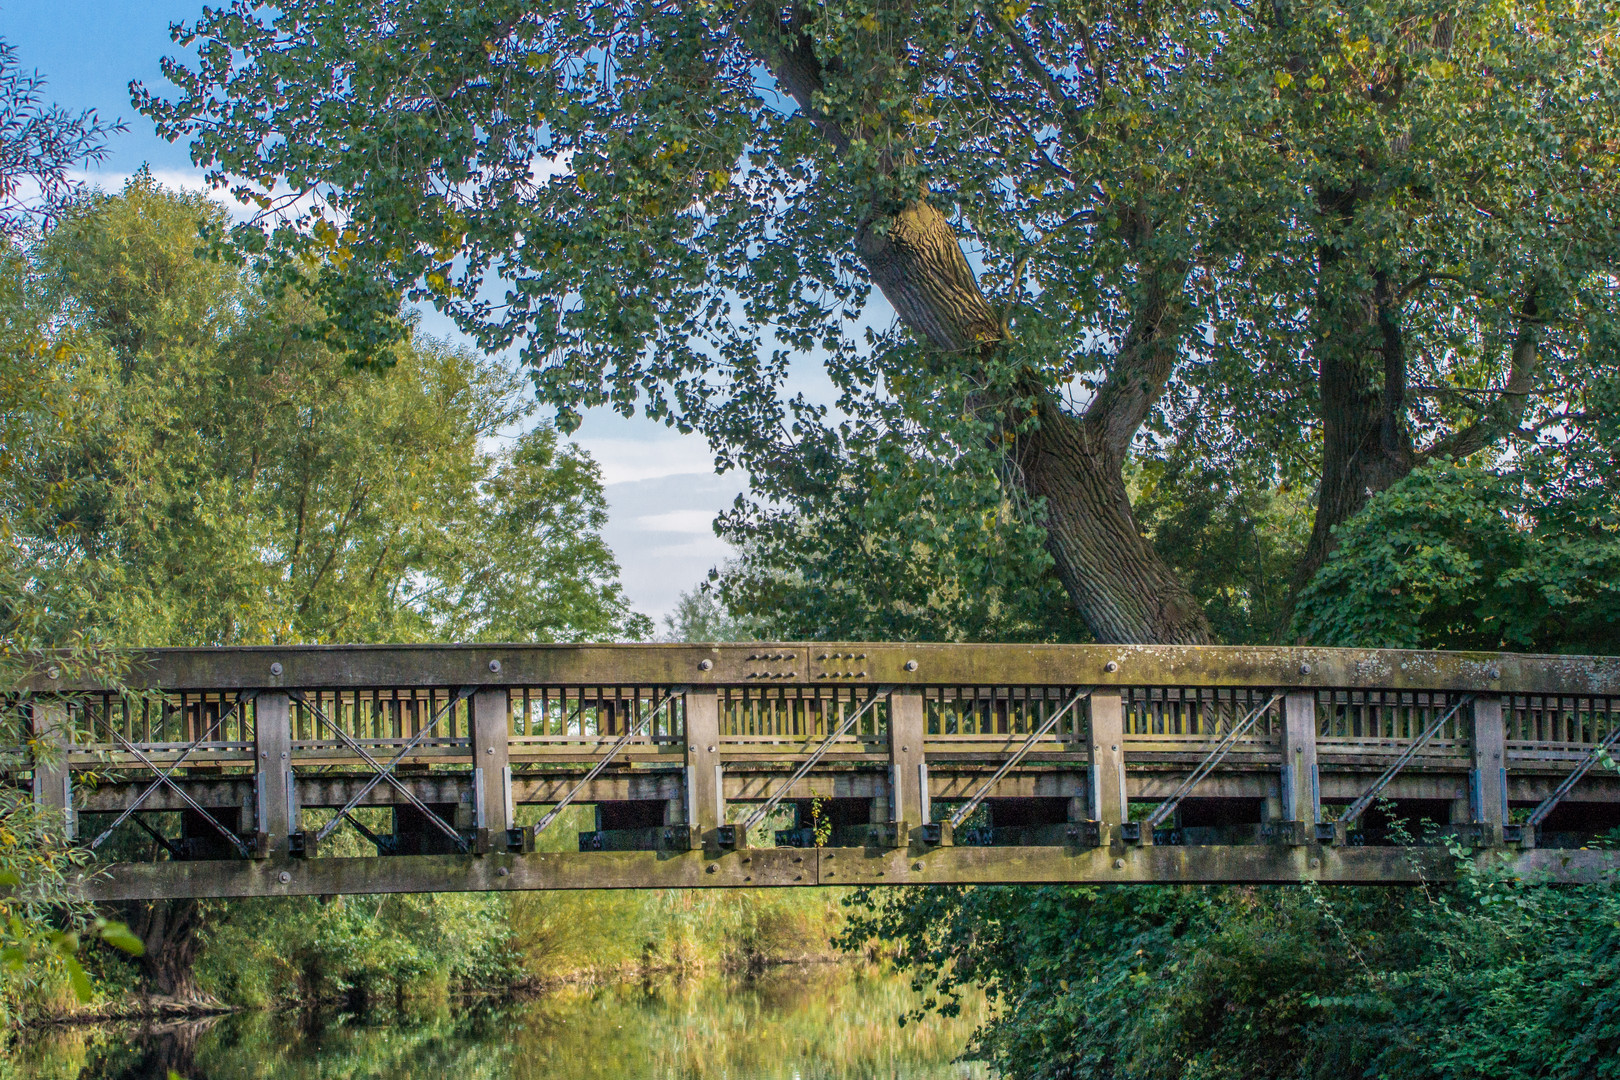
65, 768, 1620, 814
76, 845, 1620, 901
28, 643, 1620, 696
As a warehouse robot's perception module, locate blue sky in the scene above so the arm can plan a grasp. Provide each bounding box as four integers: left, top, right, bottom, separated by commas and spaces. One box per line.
4, 1, 747, 626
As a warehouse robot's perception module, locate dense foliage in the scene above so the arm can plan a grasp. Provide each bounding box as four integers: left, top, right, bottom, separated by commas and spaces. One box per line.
136, 0, 1620, 644
10, 174, 650, 647
844, 851, 1620, 1080
1294, 457, 1620, 654
0, 40, 145, 1028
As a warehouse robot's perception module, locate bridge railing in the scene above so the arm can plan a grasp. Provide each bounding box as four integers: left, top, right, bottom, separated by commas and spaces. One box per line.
14, 643, 1620, 864
1505, 693, 1619, 766
507, 684, 685, 761
1123, 686, 1282, 764
62, 690, 259, 769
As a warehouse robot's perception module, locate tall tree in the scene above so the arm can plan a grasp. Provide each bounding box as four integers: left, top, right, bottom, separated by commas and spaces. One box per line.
16, 174, 651, 649
5, 175, 651, 1001
138, 0, 1620, 644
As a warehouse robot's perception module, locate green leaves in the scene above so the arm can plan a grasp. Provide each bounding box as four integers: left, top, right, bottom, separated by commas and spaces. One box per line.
94, 917, 146, 957
8, 177, 650, 649
1293, 456, 1620, 653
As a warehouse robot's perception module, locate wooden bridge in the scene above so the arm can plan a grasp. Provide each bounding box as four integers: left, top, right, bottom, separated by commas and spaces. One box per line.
13, 644, 1620, 899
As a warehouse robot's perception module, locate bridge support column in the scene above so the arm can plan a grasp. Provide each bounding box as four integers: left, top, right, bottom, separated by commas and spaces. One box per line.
1468, 696, 1507, 846
1277, 691, 1319, 846
1086, 690, 1126, 845
887, 690, 928, 846
683, 689, 723, 849
31, 698, 72, 839
472, 689, 512, 851
254, 693, 292, 857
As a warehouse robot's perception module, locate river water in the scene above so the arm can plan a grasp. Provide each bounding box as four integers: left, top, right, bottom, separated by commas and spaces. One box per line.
8, 965, 989, 1080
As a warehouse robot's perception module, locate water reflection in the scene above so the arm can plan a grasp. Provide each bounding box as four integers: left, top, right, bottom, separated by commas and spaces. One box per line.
8, 965, 988, 1080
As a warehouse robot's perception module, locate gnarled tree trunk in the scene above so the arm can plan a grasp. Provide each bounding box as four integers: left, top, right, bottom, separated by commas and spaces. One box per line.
117, 898, 208, 1003
740, 3, 1210, 645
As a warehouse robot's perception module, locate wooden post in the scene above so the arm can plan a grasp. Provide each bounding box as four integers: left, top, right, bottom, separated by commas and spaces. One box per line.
254, 693, 292, 857
31, 698, 72, 838
1088, 690, 1126, 841
888, 690, 927, 842
472, 689, 511, 848
1470, 695, 1507, 844
684, 689, 722, 846
1278, 691, 1320, 845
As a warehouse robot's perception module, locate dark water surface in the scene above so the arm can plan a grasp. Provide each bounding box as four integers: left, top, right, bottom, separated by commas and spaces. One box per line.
9, 965, 989, 1080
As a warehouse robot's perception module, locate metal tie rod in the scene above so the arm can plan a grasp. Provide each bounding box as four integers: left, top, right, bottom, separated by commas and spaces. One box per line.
947, 687, 1095, 831
1527, 712, 1620, 827
532, 688, 683, 838
300, 687, 475, 849
1340, 693, 1475, 826
1145, 691, 1284, 831
90, 690, 254, 850
741, 687, 895, 835
88, 696, 255, 857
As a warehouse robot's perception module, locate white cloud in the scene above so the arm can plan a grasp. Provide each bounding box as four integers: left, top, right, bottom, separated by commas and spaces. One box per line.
72, 166, 264, 221
579, 434, 722, 485
636, 509, 717, 534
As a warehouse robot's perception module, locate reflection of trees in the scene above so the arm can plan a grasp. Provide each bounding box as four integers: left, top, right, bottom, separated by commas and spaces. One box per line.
11, 968, 987, 1079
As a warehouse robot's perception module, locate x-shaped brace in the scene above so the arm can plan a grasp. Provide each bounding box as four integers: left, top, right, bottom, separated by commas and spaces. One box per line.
294, 688, 474, 850
89, 691, 256, 857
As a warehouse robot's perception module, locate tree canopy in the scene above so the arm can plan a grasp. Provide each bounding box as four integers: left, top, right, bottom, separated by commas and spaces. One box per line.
139, 0, 1620, 645
6, 174, 652, 649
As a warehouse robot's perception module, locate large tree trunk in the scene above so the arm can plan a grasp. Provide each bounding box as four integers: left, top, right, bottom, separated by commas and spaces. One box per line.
1021, 400, 1211, 643
118, 898, 208, 1003
739, 3, 1210, 644
1296, 194, 1414, 591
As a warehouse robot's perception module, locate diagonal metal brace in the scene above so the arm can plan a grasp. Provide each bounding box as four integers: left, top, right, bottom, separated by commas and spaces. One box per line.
532, 688, 683, 838
741, 687, 895, 835
1145, 692, 1284, 831
332, 809, 393, 854
90, 692, 256, 857
296, 687, 474, 850
1340, 694, 1475, 826
1527, 714, 1620, 828
948, 687, 1095, 831
128, 813, 185, 859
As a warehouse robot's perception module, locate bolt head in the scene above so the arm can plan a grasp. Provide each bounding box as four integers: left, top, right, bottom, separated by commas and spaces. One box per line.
1299, 663, 1311, 675
698, 659, 714, 671
497, 866, 510, 877
488, 659, 502, 673
1489, 667, 1501, 679
904, 659, 919, 672
1104, 660, 1118, 673
1113, 858, 1125, 870
270, 662, 283, 677
277, 870, 291, 884
46, 667, 60, 681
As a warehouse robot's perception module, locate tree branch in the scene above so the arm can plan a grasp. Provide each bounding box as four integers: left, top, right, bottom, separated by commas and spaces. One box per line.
1423, 287, 1541, 461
